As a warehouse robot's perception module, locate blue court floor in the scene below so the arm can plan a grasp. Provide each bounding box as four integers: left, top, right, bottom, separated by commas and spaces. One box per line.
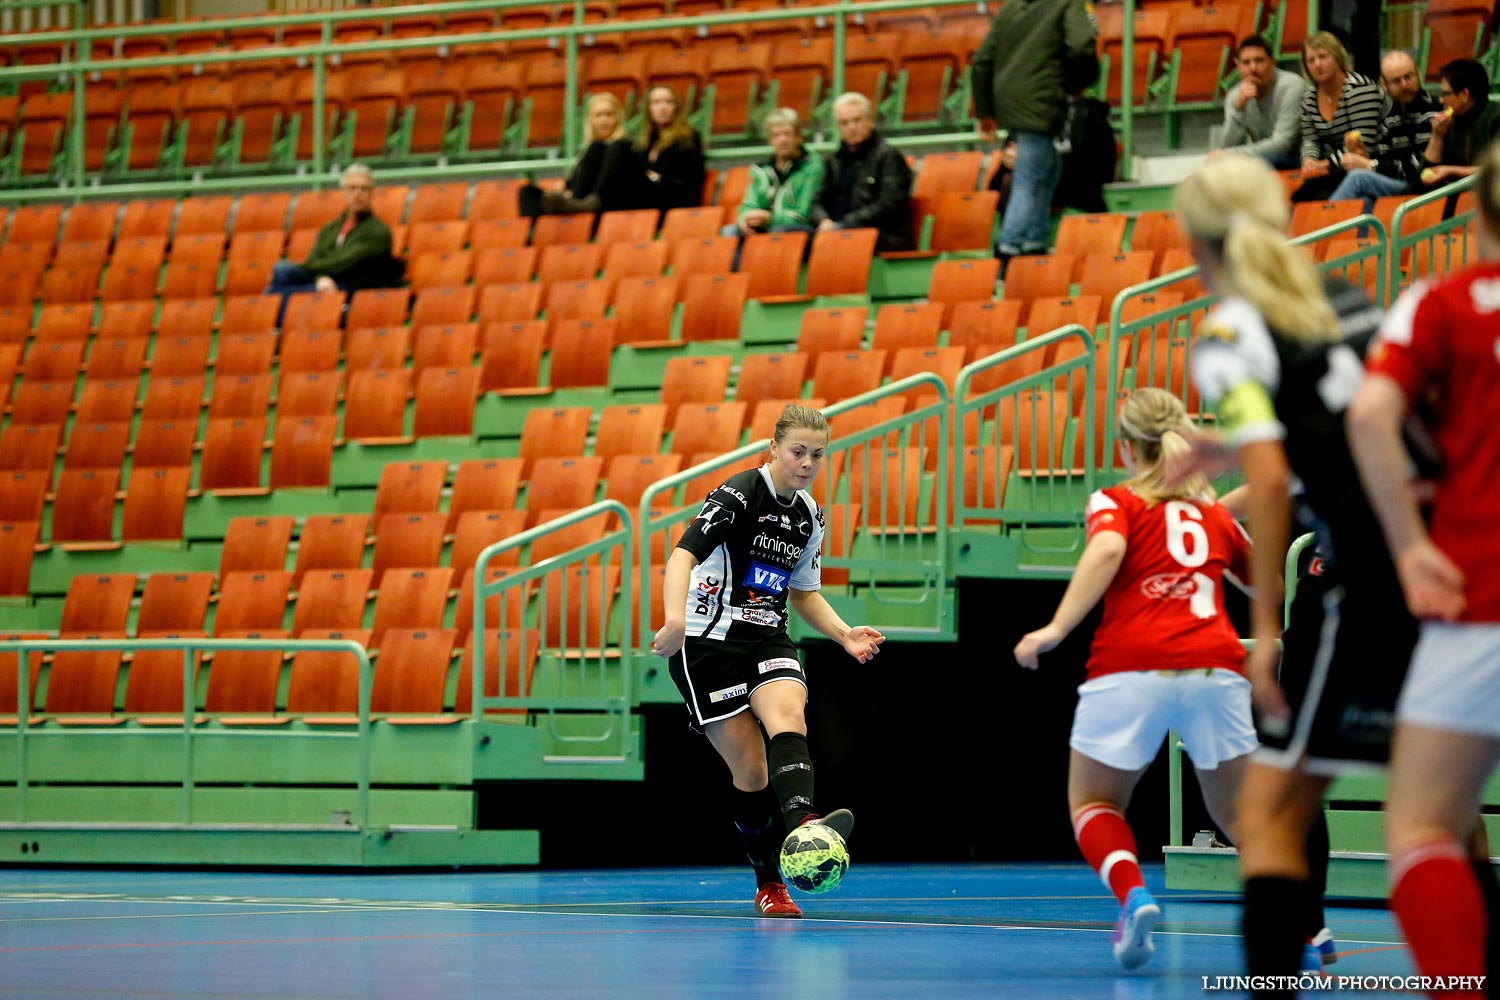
0, 863, 1416, 999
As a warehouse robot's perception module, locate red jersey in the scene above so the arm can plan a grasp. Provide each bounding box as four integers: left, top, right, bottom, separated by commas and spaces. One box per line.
1368, 264, 1500, 622
1084, 485, 1251, 680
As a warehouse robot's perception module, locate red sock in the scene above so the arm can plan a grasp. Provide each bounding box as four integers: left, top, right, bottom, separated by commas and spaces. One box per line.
1074, 804, 1144, 904
1390, 840, 1487, 998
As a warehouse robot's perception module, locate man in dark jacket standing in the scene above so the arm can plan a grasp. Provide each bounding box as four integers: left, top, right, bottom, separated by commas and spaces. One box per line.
267, 163, 396, 304
971, 0, 1098, 262
812, 92, 914, 253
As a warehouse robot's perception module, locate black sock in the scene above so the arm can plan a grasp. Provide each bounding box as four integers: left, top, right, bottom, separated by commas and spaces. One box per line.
1242, 876, 1310, 999
1303, 809, 1331, 938
767, 731, 815, 829
1470, 859, 1500, 999
731, 785, 782, 888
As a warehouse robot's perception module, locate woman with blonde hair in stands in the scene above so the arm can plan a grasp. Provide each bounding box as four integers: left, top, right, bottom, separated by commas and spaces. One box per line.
1177, 152, 1426, 998
1015, 387, 1257, 972
1291, 30, 1385, 202
518, 93, 642, 217
638, 85, 705, 214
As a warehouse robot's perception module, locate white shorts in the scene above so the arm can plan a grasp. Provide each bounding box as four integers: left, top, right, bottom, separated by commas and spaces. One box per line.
1398, 622, 1500, 739
1071, 668, 1259, 772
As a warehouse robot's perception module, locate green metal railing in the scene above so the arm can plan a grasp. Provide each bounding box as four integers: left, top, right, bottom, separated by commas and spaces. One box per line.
1103, 272, 1211, 475
634, 372, 951, 648
952, 324, 1096, 535
1284, 530, 1316, 622
1390, 174, 1479, 296
472, 499, 634, 758
925, 209, 1395, 542
6, 635, 373, 827
1103, 214, 1392, 466
3, 0, 84, 17
0, 0, 988, 200
0, 0, 1343, 196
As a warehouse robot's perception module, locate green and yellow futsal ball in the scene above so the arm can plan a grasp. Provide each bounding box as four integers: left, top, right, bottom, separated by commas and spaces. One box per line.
780, 823, 850, 894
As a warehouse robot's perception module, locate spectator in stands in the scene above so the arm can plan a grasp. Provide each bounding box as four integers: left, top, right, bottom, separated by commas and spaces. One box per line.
1327, 50, 1442, 213
1211, 35, 1307, 170
728, 108, 824, 239
971, 0, 1099, 264
518, 93, 641, 217
638, 85, 706, 214
810, 93, 914, 253
1291, 31, 1386, 203
266, 163, 396, 322
1421, 58, 1500, 187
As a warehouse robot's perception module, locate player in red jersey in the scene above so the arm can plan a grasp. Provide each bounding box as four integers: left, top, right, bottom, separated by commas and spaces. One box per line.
1015, 388, 1258, 971
1348, 144, 1500, 999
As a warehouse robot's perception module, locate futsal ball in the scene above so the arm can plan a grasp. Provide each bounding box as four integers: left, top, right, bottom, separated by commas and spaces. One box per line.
780, 823, 849, 894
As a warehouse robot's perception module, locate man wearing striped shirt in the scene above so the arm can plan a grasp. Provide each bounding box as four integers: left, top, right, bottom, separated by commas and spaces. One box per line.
1328, 51, 1442, 212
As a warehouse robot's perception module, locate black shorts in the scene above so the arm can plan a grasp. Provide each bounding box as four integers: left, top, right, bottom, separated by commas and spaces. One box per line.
1259, 554, 1418, 775
670, 635, 807, 732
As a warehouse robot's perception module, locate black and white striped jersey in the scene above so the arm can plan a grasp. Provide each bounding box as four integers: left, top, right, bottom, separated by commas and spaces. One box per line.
676, 465, 824, 643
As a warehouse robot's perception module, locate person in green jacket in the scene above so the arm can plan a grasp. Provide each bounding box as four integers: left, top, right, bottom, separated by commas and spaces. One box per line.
729, 108, 825, 238
971, 0, 1099, 263
267, 163, 396, 321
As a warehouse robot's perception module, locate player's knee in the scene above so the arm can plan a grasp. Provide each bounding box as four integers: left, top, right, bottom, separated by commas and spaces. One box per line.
733, 760, 770, 789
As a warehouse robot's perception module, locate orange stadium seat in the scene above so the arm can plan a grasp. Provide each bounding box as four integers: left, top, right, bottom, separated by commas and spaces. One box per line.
660, 355, 733, 424
293, 514, 371, 585
220, 516, 293, 577
871, 303, 943, 370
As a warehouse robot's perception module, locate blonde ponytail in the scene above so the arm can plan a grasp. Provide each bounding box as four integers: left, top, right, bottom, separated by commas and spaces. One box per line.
1175, 156, 1341, 345
1223, 216, 1340, 344
1119, 388, 1215, 505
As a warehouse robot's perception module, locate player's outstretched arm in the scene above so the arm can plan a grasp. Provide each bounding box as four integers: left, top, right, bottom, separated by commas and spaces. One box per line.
650, 548, 700, 659
1014, 531, 1126, 669
1163, 423, 1236, 487
788, 588, 885, 664
1348, 373, 1466, 620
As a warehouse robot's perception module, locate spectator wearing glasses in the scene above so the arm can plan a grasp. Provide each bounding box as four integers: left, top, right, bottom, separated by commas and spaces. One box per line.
1326, 50, 1443, 213
1420, 58, 1500, 187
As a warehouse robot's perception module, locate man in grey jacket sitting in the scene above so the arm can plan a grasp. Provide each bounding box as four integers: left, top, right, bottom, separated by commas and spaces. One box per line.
1211, 35, 1307, 169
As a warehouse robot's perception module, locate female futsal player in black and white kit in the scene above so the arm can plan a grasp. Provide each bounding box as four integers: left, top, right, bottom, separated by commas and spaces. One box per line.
650, 404, 885, 918
1174, 153, 1455, 998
